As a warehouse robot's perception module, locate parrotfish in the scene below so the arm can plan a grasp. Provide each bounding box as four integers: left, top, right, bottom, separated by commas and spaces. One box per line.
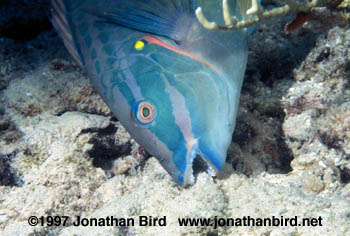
51, 0, 250, 186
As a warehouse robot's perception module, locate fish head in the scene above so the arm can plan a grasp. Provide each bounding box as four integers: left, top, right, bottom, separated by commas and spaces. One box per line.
51, 0, 249, 186
111, 32, 247, 186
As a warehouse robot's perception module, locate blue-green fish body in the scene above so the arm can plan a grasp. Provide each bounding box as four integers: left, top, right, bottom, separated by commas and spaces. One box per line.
51, 0, 250, 185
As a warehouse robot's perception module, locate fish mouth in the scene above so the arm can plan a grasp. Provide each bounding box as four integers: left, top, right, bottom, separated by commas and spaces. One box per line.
180, 139, 198, 186
179, 137, 228, 186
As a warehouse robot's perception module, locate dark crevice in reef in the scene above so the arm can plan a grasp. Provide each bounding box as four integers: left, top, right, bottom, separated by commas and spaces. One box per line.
339, 167, 350, 184
85, 124, 132, 173
275, 136, 294, 173
235, 13, 322, 177
0, 109, 22, 144
259, 103, 286, 122
55, 110, 114, 118
251, 35, 319, 86
318, 131, 343, 151
0, 77, 8, 91
0, 17, 52, 41
231, 122, 256, 146
230, 81, 294, 175
192, 155, 210, 179
247, 14, 320, 87
344, 61, 350, 79
207, 232, 218, 236
318, 132, 350, 181
0, 153, 18, 186
0, 0, 51, 41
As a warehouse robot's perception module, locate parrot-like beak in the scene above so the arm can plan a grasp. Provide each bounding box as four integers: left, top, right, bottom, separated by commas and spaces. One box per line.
176, 122, 233, 186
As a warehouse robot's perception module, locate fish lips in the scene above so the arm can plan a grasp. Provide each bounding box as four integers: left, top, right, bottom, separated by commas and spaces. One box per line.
177, 127, 233, 186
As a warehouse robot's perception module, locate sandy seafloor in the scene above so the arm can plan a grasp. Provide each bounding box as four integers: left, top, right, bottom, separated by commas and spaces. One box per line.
0, 3, 350, 236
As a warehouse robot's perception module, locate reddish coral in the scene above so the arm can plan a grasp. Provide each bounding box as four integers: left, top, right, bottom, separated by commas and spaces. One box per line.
285, 12, 312, 33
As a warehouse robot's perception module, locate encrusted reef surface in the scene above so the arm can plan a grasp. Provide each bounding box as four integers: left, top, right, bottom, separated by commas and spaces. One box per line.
0, 2, 350, 236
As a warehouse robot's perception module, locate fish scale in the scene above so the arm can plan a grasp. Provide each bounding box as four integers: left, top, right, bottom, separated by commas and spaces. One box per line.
51, 0, 249, 186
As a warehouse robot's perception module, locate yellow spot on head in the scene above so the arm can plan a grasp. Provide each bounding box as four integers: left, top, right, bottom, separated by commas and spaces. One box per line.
134, 40, 145, 50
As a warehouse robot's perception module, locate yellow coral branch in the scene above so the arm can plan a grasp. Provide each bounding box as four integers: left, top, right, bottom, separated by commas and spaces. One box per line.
195, 0, 338, 31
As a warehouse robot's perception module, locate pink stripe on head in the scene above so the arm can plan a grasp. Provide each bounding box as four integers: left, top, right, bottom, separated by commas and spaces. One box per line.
140, 36, 193, 58
140, 36, 221, 75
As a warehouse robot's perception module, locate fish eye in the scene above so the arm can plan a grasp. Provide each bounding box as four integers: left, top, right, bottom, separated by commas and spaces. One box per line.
133, 100, 156, 127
